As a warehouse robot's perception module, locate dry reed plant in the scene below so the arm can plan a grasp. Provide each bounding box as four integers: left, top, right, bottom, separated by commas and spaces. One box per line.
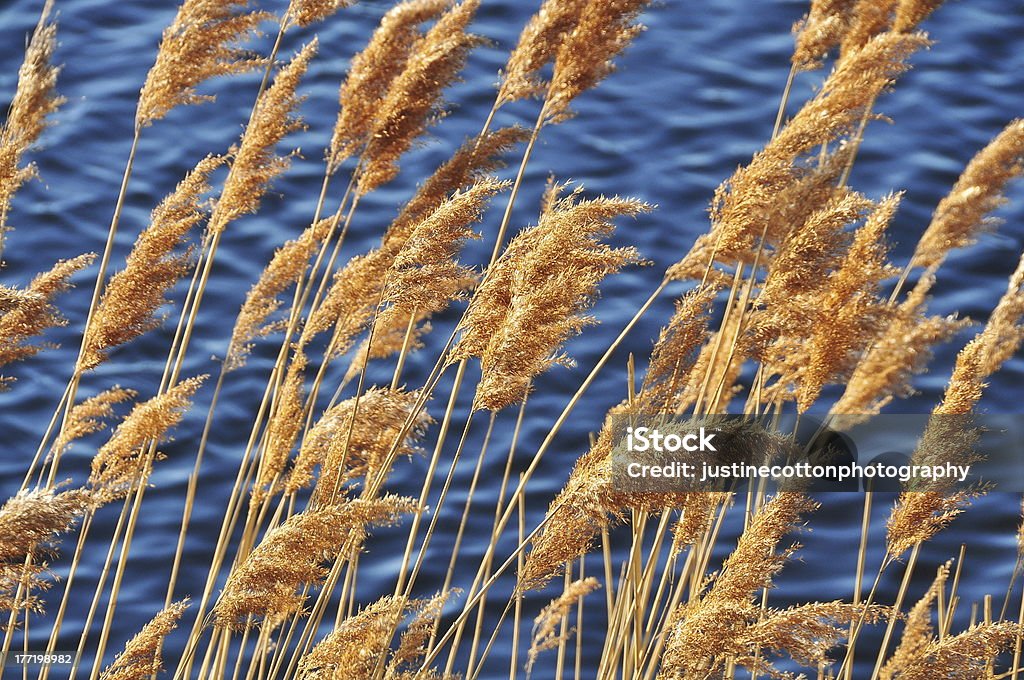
80, 157, 223, 373
87, 377, 205, 507
135, 0, 268, 128
0, 8, 62, 249
356, 0, 484, 195
526, 576, 599, 673
451, 185, 647, 411
99, 601, 189, 680
4, 1, 1024, 679
214, 496, 415, 628
0, 487, 90, 615
0, 254, 94, 380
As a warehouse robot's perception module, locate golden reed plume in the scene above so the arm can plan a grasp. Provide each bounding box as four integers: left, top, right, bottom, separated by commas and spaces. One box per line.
670, 31, 927, 276
1, 254, 95, 381
211, 40, 317, 235
136, 0, 268, 127
657, 493, 868, 679
913, 119, 1024, 269
497, 0, 588, 106
226, 218, 330, 371
878, 561, 949, 679
330, 0, 451, 170
254, 349, 308, 502
357, 0, 484, 195
287, 387, 431, 495
297, 596, 404, 679
214, 496, 415, 629
0, 8, 63, 245
80, 156, 222, 373
88, 377, 205, 507
306, 128, 523, 357
288, 0, 354, 28
0, 487, 90, 615
374, 178, 508, 348
543, 0, 653, 124
53, 386, 137, 456
792, 0, 856, 71
527, 577, 600, 673
880, 622, 1020, 680
833, 269, 967, 418
453, 185, 646, 411
99, 600, 189, 680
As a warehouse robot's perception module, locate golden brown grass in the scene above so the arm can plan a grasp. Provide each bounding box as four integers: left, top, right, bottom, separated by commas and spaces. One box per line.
3, 2, 1024, 679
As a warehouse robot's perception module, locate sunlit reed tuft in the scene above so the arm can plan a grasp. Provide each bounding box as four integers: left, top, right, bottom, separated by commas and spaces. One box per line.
0, 254, 95, 378
0, 12, 62, 244
136, 0, 268, 127
913, 119, 1024, 269
99, 600, 189, 680
357, 0, 484, 195
497, 0, 588, 106
330, 0, 451, 170
544, 0, 653, 124
210, 40, 316, 234
80, 156, 222, 372
88, 377, 205, 507
215, 496, 415, 629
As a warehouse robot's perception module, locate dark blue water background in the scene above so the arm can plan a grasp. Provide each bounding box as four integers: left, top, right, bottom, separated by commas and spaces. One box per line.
1, 0, 1024, 677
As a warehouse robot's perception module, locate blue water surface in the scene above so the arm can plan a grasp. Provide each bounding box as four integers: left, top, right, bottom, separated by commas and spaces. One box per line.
1, 0, 1024, 677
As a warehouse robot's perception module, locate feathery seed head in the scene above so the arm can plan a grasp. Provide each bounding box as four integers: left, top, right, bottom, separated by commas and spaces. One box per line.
357, 0, 484, 195
543, 0, 652, 124
215, 497, 415, 628
527, 578, 600, 672
377, 178, 508, 340
227, 218, 331, 371
454, 185, 647, 411
792, 0, 857, 71
913, 119, 1024, 270
137, 0, 269, 127
288, 0, 355, 28
498, 0, 589, 105
0, 14, 63, 239
287, 387, 431, 495
0, 253, 95, 376
0, 487, 90, 615
210, 40, 316, 235
88, 377, 205, 507
99, 601, 189, 680
330, 0, 452, 169
53, 386, 137, 456
81, 156, 222, 373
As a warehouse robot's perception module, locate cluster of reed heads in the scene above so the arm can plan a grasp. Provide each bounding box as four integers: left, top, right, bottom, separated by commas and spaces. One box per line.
1, 0, 1024, 677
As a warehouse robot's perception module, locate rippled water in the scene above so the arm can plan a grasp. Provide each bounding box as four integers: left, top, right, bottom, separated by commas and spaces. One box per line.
2, 0, 1023, 677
